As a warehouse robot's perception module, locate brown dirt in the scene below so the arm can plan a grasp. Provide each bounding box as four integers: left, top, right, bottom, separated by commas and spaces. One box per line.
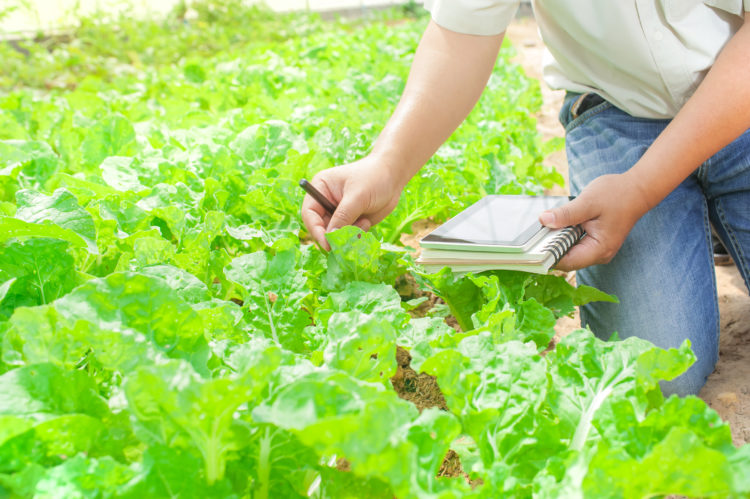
389, 348, 479, 486
437, 450, 464, 478
437, 450, 485, 488
699, 265, 750, 446
505, 17, 750, 446
335, 456, 351, 472
400, 218, 439, 256
390, 346, 449, 412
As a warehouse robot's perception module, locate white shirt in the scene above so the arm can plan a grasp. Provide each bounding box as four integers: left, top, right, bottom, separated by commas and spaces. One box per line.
423, 0, 748, 118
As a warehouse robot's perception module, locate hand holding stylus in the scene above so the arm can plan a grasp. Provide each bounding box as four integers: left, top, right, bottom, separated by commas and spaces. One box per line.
299, 160, 406, 251
299, 179, 337, 215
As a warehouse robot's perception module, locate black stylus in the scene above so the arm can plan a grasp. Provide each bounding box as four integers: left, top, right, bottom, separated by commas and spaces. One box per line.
299, 179, 338, 215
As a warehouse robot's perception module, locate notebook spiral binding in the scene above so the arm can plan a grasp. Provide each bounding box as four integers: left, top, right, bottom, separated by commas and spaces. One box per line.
542, 225, 585, 265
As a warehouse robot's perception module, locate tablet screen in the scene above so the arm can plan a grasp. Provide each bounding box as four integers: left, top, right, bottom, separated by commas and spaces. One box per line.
422, 195, 568, 248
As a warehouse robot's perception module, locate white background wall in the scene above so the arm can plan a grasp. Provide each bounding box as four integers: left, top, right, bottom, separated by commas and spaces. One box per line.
0, 0, 417, 36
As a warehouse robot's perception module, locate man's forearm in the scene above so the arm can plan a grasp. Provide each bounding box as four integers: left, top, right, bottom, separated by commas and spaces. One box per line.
371, 20, 504, 188
624, 13, 750, 210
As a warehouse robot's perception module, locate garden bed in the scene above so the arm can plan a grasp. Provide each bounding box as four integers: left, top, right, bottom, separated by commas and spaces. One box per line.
0, 3, 748, 497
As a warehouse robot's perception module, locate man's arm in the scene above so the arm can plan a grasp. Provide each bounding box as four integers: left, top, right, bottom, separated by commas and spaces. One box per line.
301, 21, 503, 250
543, 12, 750, 270
370, 21, 504, 188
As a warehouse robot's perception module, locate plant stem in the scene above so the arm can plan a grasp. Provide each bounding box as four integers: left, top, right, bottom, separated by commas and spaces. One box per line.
255, 427, 272, 499
262, 284, 279, 344
204, 422, 223, 484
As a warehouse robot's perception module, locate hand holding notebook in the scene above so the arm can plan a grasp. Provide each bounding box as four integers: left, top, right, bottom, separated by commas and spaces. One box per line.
417, 195, 585, 275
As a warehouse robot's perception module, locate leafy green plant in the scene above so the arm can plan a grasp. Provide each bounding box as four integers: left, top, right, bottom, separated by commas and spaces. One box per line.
0, 1, 747, 497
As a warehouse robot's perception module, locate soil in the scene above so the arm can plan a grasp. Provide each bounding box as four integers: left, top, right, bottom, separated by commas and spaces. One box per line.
437, 450, 464, 478
504, 16, 750, 446
390, 346, 449, 412
388, 346, 468, 482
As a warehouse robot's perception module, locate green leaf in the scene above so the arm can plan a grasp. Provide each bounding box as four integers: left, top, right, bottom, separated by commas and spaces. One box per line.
0, 278, 13, 298
584, 428, 732, 497
0, 238, 81, 318
545, 329, 695, 453
229, 120, 307, 170
0, 414, 104, 473
80, 114, 137, 167
467, 273, 556, 349
122, 444, 238, 498
0, 416, 34, 447
225, 248, 312, 352
0, 217, 90, 251
635, 396, 733, 454
130, 236, 176, 267
13, 456, 137, 498
239, 425, 323, 499
99, 156, 144, 192
0, 140, 59, 186
3, 303, 175, 375
124, 359, 275, 484
316, 281, 409, 329
135, 182, 201, 236
138, 264, 211, 304
0, 365, 132, 472
213, 336, 286, 378
46, 172, 121, 205
98, 196, 149, 234
423, 337, 549, 472
323, 226, 404, 292
253, 370, 462, 497
414, 267, 482, 332
2, 305, 89, 368
184, 63, 207, 83
0, 463, 46, 498
728, 444, 750, 495
514, 297, 556, 349
470, 272, 531, 316
323, 312, 397, 384
314, 465, 393, 498
0, 363, 109, 419
524, 274, 617, 318
15, 189, 98, 254
54, 272, 210, 373
395, 317, 455, 371
240, 177, 303, 231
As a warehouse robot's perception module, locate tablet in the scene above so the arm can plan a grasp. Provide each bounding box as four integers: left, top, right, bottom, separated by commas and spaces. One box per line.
420, 195, 569, 253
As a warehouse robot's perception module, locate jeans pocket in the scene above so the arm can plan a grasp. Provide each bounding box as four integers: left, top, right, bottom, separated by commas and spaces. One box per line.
559, 92, 612, 133
558, 92, 580, 129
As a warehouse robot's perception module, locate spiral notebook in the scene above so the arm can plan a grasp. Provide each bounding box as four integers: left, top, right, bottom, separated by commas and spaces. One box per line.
416, 195, 584, 275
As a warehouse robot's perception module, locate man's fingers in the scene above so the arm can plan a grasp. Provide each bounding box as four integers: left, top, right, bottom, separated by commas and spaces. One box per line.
554, 234, 614, 271
354, 217, 372, 232
311, 224, 331, 251
301, 193, 332, 250
326, 194, 365, 233
553, 236, 597, 271
539, 196, 593, 229
302, 208, 331, 250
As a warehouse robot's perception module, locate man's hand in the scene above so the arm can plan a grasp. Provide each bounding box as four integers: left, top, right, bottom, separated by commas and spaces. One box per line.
301, 157, 405, 251
539, 173, 651, 270
550, 11, 750, 271
300, 21, 505, 250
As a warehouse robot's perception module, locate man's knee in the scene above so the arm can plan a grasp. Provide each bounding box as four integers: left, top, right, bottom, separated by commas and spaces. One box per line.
660, 357, 715, 397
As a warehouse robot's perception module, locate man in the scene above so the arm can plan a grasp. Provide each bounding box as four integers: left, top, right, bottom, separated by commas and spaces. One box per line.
301, 1, 750, 396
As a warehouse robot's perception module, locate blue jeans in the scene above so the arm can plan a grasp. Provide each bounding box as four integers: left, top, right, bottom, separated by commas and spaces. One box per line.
559, 92, 750, 396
